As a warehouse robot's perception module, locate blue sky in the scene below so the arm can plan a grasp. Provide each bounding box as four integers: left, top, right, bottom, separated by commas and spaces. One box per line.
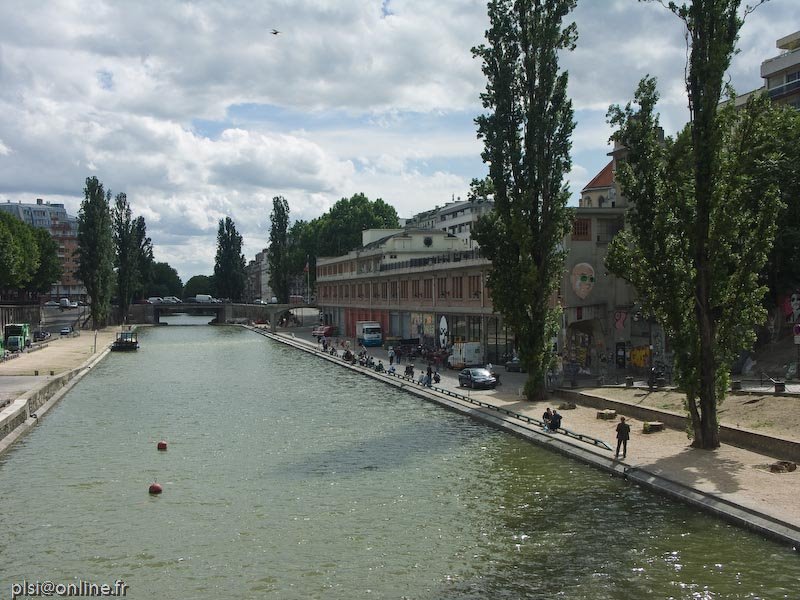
0, 0, 794, 282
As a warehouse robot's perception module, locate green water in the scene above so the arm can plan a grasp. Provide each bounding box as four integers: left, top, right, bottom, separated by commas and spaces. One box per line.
0, 321, 796, 599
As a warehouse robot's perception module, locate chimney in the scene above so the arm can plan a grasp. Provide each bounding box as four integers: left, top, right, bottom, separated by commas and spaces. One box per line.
37, 198, 44, 205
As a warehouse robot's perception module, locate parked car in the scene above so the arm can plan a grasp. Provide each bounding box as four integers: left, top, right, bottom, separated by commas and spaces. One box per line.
147, 296, 164, 304
60, 326, 73, 336
162, 296, 181, 304
312, 325, 339, 340
44, 300, 60, 307
458, 368, 497, 389
33, 330, 51, 342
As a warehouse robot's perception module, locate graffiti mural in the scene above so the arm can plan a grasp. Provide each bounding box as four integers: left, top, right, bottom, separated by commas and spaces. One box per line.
570, 263, 595, 300
630, 346, 651, 369
781, 290, 800, 324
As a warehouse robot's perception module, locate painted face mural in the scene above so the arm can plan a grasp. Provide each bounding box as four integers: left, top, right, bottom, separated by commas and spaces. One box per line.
571, 263, 595, 300
439, 316, 449, 348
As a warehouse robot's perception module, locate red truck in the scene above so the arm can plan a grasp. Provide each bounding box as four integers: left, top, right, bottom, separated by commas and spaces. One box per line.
311, 325, 338, 340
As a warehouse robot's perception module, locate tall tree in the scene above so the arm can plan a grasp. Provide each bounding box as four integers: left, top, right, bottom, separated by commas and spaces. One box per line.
77, 176, 114, 328
213, 217, 246, 301
606, 1, 781, 449
132, 216, 154, 301
471, 0, 577, 401
268, 196, 290, 303
183, 274, 214, 299
112, 193, 138, 321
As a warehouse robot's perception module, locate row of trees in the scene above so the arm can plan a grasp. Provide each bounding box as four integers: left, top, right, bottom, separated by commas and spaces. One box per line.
0, 211, 62, 299
472, 0, 797, 449
77, 176, 182, 326
266, 193, 400, 303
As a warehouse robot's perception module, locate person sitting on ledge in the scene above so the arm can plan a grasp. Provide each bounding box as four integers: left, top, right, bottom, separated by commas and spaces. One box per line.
549, 410, 562, 432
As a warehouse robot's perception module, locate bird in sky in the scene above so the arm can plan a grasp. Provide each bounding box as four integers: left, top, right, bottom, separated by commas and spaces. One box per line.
271, 29, 280, 35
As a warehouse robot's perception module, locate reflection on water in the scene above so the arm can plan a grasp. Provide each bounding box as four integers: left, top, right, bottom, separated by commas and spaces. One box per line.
0, 324, 795, 599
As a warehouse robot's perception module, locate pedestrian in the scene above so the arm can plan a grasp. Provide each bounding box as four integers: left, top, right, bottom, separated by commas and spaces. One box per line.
549, 410, 562, 432
615, 416, 631, 459
388, 346, 395, 365
426, 364, 433, 387
542, 407, 553, 430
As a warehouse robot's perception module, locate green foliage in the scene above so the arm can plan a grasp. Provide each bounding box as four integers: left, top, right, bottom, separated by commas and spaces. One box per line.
29, 227, 62, 293
0, 211, 47, 291
471, 0, 577, 401
606, 80, 784, 448
184, 275, 214, 298
268, 197, 290, 303
132, 216, 154, 300
77, 176, 114, 328
148, 262, 183, 297
213, 216, 246, 301
113, 193, 138, 320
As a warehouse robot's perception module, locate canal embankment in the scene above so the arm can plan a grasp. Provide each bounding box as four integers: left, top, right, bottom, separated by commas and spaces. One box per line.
254, 326, 800, 549
0, 329, 118, 455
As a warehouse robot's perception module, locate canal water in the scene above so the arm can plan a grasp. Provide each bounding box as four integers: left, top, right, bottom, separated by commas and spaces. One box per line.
0, 320, 796, 599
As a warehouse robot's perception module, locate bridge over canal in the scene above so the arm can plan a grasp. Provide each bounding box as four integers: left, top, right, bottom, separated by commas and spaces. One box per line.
127, 302, 317, 332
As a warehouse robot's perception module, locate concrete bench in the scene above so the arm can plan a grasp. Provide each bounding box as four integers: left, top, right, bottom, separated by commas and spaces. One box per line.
643, 421, 664, 433
597, 409, 617, 420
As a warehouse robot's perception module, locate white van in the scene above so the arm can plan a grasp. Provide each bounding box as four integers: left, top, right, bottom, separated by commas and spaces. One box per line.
195, 294, 213, 303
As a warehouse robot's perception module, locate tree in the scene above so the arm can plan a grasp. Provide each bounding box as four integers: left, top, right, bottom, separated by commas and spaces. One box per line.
315, 193, 400, 257
268, 196, 290, 303
184, 275, 214, 299
471, 0, 577, 401
0, 211, 40, 291
29, 227, 62, 294
606, 1, 783, 449
148, 262, 183, 298
112, 193, 138, 321
213, 217, 246, 301
77, 176, 115, 328
132, 216, 154, 301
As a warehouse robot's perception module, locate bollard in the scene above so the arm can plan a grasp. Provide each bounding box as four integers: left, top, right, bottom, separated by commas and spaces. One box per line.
625, 376, 634, 387
774, 382, 786, 394
731, 380, 742, 391
34, 370, 39, 376
50, 370, 55, 376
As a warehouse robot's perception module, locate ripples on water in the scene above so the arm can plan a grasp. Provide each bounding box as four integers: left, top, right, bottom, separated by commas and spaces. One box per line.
0, 322, 796, 599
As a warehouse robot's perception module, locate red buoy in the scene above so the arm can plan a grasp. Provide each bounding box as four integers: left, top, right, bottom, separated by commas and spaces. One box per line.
149, 482, 163, 495
157, 440, 168, 451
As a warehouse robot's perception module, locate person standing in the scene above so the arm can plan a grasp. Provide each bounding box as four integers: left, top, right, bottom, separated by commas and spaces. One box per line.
615, 416, 631, 459
388, 346, 395, 365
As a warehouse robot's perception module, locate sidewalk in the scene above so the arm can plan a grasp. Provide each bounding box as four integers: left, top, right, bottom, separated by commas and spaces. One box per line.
270, 326, 800, 547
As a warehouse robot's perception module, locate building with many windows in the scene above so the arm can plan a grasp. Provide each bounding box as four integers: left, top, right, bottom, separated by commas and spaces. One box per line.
762, 31, 800, 110
403, 197, 494, 247
315, 228, 517, 363
0, 198, 85, 301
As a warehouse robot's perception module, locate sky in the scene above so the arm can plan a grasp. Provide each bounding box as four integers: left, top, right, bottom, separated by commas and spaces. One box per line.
0, 0, 794, 283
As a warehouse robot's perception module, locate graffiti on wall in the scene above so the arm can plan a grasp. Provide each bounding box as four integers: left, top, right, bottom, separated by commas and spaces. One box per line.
570, 263, 595, 300
614, 310, 627, 331
780, 290, 800, 324
630, 345, 651, 369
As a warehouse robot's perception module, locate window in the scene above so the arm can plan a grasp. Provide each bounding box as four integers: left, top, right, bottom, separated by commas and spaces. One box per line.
452, 276, 463, 299
437, 277, 448, 298
468, 275, 481, 299
390, 281, 397, 299
423, 279, 433, 299
571, 218, 591, 241
400, 280, 408, 299
381, 282, 388, 299
412, 280, 420, 298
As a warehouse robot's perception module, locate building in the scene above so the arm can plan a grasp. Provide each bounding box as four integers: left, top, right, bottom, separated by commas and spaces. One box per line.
561, 144, 667, 379
403, 197, 494, 246
0, 198, 84, 301
315, 228, 516, 362
244, 247, 273, 303
761, 31, 800, 110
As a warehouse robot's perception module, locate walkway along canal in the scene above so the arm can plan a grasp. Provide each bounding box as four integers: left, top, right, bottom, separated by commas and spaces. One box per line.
0, 321, 797, 599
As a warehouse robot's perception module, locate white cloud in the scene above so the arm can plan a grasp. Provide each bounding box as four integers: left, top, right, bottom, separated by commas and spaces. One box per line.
0, 0, 795, 282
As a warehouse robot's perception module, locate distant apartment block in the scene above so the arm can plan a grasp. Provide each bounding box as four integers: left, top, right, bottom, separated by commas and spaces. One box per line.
404, 197, 494, 246
761, 31, 800, 109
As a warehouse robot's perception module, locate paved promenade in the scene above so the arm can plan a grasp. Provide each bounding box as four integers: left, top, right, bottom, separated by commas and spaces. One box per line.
2, 324, 798, 548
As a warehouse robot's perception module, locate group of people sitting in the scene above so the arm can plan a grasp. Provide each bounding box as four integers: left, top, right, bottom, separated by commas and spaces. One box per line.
541, 407, 562, 432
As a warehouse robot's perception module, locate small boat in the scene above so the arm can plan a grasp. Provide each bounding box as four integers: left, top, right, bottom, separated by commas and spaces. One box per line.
111, 330, 139, 351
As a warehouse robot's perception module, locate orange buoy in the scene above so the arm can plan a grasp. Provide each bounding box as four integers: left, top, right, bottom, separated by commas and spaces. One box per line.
157, 440, 168, 451
149, 482, 163, 494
